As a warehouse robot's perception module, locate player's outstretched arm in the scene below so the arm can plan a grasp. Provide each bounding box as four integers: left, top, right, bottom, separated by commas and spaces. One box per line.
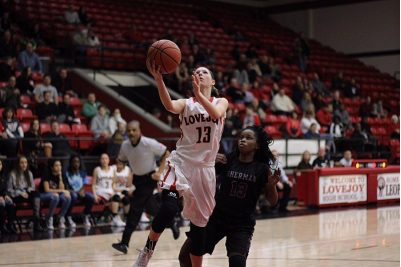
192, 74, 228, 120
147, 59, 186, 114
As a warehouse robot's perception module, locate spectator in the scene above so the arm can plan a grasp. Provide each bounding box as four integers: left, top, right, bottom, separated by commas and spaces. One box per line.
391, 128, 400, 140
268, 57, 282, 82
286, 111, 302, 138
82, 93, 100, 120
111, 159, 134, 220
109, 108, 126, 135
2, 75, 21, 109
16, 67, 34, 95
301, 92, 314, 113
312, 147, 330, 168
175, 62, 190, 93
58, 93, 79, 124
292, 76, 305, 106
192, 45, 206, 65
1, 107, 23, 157
241, 83, 254, 104
43, 120, 73, 158
0, 30, 16, 58
33, 74, 58, 104
246, 60, 261, 84
329, 115, 344, 138
332, 90, 341, 113
272, 150, 293, 213
389, 115, 400, 138
316, 104, 333, 127
52, 68, 74, 96
312, 73, 329, 96
271, 88, 295, 115
338, 150, 353, 167
359, 96, 372, 117
87, 29, 101, 47
334, 103, 352, 130
332, 71, 346, 91
92, 153, 126, 227
294, 33, 309, 71
0, 159, 16, 234
258, 55, 270, 76
188, 33, 199, 48
64, 154, 95, 228
344, 78, 359, 98
0, 56, 16, 81
352, 123, 370, 142
233, 65, 249, 86
304, 123, 320, 139
72, 26, 89, 47
226, 78, 244, 103
108, 122, 128, 157
23, 119, 43, 157
64, 5, 80, 24
296, 150, 312, 170
36, 90, 58, 122
18, 42, 42, 73
271, 82, 281, 96
242, 104, 261, 128
204, 48, 216, 66
39, 159, 73, 230
78, 6, 90, 25
91, 105, 111, 139
250, 98, 267, 123
371, 100, 385, 118
300, 110, 321, 134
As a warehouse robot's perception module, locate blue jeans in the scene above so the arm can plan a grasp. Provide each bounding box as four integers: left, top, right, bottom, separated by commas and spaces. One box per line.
68, 191, 95, 216
40, 192, 71, 218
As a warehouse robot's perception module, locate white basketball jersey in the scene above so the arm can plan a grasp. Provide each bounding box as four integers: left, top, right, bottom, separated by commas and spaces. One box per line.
176, 97, 225, 166
95, 166, 114, 194
113, 165, 130, 191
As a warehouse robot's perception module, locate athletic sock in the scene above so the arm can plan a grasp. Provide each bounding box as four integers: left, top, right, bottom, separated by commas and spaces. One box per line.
145, 237, 158, 251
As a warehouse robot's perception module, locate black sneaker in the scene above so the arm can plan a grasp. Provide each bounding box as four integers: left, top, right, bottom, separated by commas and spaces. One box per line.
170, 220, 180, 240
112, 242, 128, 254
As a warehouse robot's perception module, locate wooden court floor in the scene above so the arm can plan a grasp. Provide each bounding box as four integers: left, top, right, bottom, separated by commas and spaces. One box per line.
0, 206, 399, 267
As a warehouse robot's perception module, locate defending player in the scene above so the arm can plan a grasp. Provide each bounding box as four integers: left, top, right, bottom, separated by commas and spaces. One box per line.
179, 126, 280, 267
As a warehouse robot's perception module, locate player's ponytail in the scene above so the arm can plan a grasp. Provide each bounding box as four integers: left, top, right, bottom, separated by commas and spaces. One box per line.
209, 69, 219, 97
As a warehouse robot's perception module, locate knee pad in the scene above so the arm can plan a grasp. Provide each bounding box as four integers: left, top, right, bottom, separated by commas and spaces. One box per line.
122, 190, 129, 197
228, 254, 246, 267
151, 190, 179, 233
188, 223, 205, 256
111, 194, 121, 202
122, 196, 130, 206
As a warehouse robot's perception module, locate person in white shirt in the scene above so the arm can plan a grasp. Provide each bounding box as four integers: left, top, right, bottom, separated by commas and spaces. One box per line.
109, 108, 127, 135
272, 150, 293, 212
64, 5, 80, 24
338, 150, 353, 167
33, 75, 59, 105
271, 88, 295, 115
300, 110, 321, 134
112, 120, 171, 254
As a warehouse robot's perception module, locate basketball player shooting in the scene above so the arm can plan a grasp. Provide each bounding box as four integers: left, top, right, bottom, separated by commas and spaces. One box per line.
132, 59, 228, 267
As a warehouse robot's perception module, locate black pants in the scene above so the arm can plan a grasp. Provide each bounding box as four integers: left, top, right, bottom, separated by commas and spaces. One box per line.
0, 200, 16, 226
121, 174, 157, 246
277, 182, 291, 211
12, 191, 41, 219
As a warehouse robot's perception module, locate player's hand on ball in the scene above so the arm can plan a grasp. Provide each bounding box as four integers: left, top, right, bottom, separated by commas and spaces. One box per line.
215, 153, 227, 164
146, 59, 162, 80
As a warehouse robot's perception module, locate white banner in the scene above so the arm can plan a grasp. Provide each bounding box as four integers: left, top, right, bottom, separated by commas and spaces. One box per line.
319, 175, 367, 204
377, 173, 400, 200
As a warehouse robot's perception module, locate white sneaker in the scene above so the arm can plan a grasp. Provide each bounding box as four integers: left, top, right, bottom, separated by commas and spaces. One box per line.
112, 215, 126, 227
133, 248, 153, 267
140, 212, 150, 223
59, 216, 66, 229
83, 215, 91, 227
67, 216, 76, 228
47, 217, 54, 231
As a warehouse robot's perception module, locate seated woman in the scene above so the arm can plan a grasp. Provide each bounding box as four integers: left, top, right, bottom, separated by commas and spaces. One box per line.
112, 158, 134, 220
64, 154, 95, 227
8, 156, 43, 232
92, 153, 126, 227
1, 107, 24, 157
0, 159, 17, 234
39, 159, 73, 230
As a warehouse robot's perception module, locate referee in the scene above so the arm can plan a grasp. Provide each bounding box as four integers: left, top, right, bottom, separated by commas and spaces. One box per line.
112, 120, 171, 254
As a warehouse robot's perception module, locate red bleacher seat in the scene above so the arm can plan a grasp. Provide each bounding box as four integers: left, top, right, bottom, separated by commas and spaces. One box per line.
40, 123, 51, 134
17, 109, 36, 123
264, 126, 282, 138
21, 122, 30, 132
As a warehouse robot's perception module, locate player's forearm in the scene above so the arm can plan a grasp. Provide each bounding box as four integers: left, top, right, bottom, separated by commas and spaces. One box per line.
195, 93, 224, 120
158, 150, 170, 174
155, 77, 176, 113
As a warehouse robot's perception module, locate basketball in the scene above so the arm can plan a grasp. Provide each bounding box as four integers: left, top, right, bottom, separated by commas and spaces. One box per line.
147, 40, 181, 74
